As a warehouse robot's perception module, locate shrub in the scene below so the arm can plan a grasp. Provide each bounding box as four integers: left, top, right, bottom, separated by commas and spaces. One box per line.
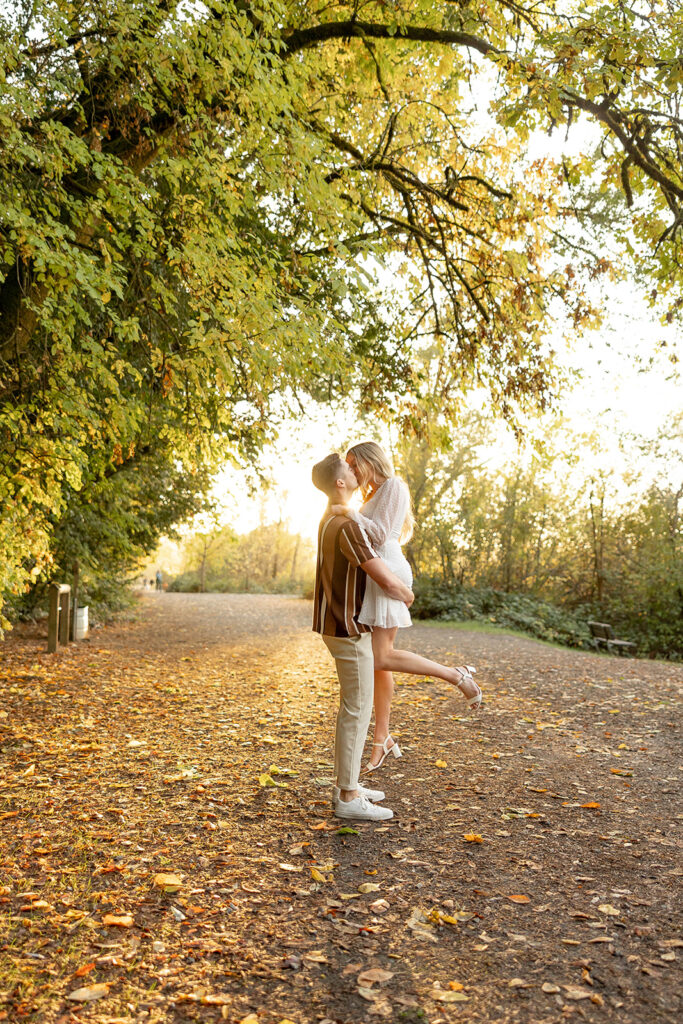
412, 579, 593, 649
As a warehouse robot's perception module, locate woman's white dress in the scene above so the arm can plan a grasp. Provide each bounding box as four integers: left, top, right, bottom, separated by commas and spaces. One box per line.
351, 476, 413, 630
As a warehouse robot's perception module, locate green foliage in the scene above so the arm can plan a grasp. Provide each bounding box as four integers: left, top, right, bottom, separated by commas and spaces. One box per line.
1, 1, 681, 616
412, 579, 593, 650
8, 448, 212, 622
398, 407, 683, 660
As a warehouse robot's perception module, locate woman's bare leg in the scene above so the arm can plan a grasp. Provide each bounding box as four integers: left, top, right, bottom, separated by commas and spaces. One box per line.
366, 667, 395, 769
372, 626, 479, 702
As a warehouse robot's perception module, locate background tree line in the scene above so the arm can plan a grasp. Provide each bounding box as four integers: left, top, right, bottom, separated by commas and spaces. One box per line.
398, 411, 683, 659
170, 520, 315, 596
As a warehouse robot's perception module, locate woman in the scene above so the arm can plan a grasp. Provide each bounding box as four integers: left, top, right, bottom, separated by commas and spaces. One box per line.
333, 441, 482, 773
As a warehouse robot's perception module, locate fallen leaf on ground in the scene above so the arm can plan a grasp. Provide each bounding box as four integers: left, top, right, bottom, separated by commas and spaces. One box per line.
563, 985, 593, 1000
258, 773, 287, 788
357, 968, 394, 986
542, 982, 560, 993
428, 908, 474, 925
508, 895, 530, 904
153, 872, 182, 893
302, 951, 328, 964
310, 866, 330, 883
598, 904, 620, 916
102, 913, 134, 927
508, 978, 531, 988
406, 906, 438, 942
358, 882, 381, 893
67, 983, 110, 1002
73, 962, 96, 978
463, 833, 483, 843
431, 988, 468, 1002
435, 759, 448, 768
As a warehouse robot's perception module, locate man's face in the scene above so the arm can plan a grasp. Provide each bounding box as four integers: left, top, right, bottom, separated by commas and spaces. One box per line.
338, 459, 358, 492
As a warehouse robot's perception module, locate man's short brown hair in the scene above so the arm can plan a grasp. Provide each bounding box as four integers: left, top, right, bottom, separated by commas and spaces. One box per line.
312, 453, 345, 497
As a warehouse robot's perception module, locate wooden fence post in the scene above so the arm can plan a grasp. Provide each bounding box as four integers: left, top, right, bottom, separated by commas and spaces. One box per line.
47, 583, 71, 653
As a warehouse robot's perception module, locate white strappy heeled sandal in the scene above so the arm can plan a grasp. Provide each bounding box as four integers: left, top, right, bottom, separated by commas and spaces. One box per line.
455, 665, 482, 711
362, 735, 402, 774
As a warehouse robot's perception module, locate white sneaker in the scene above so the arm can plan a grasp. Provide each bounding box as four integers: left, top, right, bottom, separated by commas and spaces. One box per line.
333, 784, 385, 805
334, 794, 393, 821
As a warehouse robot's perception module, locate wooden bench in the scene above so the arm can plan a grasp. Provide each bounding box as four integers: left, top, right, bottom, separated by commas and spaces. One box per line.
587, 621, 636, 656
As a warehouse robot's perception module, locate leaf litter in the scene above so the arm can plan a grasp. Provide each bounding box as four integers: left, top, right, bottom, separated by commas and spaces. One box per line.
0, 593, 681, 1022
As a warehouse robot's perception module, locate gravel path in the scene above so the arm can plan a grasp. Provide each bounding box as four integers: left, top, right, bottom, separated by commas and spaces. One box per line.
1, 592, 681, 1024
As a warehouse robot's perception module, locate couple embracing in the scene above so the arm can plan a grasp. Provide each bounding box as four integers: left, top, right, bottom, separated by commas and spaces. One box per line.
312, 442, 482, 822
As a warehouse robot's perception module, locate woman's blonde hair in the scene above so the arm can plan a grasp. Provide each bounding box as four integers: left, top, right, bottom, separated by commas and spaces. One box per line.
346, 441, 414, 543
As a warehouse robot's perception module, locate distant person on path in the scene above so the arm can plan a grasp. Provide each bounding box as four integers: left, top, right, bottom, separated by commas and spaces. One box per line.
155, 570, 163, 592
312, 454, 414, 822
331, 441, 481, 774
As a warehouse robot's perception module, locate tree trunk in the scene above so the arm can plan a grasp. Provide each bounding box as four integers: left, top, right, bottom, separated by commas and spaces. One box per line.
289, 535, 300, 579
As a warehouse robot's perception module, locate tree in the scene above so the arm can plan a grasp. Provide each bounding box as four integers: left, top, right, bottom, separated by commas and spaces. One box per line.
10, 446, 213, 621
2, 1, 680, 612
174, 521, 315, 594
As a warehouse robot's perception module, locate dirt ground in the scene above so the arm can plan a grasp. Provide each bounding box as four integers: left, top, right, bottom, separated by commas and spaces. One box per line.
0, 592, 681, 1024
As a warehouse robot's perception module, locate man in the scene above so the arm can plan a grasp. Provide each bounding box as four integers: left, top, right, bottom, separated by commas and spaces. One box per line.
312, 453, 414, 821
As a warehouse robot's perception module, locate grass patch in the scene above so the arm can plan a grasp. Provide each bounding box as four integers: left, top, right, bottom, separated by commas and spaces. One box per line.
418, 616, 573, 650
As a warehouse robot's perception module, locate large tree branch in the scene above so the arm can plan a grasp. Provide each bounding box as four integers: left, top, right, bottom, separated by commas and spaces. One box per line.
283, 18, 683, 210
282, 20, 496, 59
559, 90, 683, 204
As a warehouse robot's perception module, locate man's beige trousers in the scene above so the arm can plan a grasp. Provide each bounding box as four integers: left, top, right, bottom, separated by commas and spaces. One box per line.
322, 632, 374, 790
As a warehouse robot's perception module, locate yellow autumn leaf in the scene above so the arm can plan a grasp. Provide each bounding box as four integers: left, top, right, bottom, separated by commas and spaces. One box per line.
508, 895, 530, 904
580, 802, 600, 809
448, 982, 465, 991
463, 833, 483, 843
358, 882, 381, 893
435, 759, 448, 768
153, 872, 182, 893
258, 773, 287, 788
598, 903, 620, 916
435, 909, 475, 924
310, 866, 329, 883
